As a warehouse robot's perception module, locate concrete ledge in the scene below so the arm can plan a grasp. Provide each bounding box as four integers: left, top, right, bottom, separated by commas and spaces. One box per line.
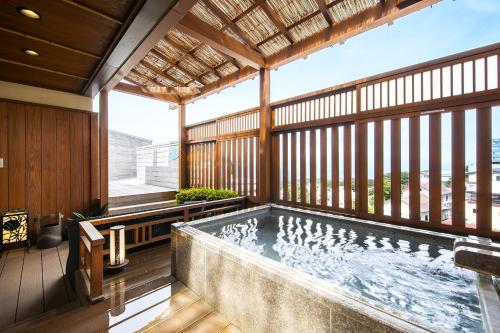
454, 246, 500, 276
172, 206, 436, 333
477, 274, 500, 333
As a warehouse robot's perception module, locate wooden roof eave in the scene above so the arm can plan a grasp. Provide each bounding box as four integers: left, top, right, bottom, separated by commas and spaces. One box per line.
102, 0, 200, 94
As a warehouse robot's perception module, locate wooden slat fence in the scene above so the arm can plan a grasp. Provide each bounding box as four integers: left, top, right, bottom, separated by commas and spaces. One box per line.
185, 43, 500, 239
185, 108, 260, 199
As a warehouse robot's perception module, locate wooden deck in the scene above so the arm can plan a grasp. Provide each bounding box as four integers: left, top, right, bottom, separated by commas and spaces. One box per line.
2, 242, 242, 333
0, 242, 76, 330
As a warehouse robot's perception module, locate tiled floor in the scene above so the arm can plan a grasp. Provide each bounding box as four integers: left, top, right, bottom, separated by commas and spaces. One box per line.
109, 178, 175, 197
3, 243, 242, 333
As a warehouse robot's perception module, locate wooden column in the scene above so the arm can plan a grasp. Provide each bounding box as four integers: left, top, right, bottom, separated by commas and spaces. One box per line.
259, 67, 271, 204
476, 107, 492, 233
90, 113, 100, 210
178, 104, 187, 190
99, 90, 108, 208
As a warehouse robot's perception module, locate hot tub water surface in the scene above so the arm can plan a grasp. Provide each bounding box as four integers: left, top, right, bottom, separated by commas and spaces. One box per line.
197, 208, 483, 333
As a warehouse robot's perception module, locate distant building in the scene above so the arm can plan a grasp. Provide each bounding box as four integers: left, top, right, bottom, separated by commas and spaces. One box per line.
493, 138, 500, 164
383, 173, 452, 221
465, 168, 500, 226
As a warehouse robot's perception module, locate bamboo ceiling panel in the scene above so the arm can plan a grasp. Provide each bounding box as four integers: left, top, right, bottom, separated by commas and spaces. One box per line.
123, 0, 438, 102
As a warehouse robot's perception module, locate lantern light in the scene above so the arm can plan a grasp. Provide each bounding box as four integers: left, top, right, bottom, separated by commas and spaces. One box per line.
107, 225, 128, 271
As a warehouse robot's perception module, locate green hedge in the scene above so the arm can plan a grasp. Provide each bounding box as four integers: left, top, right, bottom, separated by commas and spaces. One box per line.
175, 188, 239, 204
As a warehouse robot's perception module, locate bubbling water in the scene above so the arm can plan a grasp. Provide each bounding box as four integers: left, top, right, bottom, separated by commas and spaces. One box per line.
203, 211, 483, 333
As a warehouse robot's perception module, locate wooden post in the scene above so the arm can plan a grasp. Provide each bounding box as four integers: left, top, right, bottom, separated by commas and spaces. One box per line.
476, 107, 492, 233
90, 113, 100, 210
178, 104, 187, 190
99, 90, 108, 208
90, 242, 103, 302
259, 68, 271, 204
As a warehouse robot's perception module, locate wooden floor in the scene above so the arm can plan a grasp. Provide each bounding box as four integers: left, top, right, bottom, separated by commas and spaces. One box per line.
2, 242, 242, 333
0, 242, 76, 330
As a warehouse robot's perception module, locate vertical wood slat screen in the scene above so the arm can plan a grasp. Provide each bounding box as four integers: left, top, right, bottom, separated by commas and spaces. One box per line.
273, 87, 357, 127
269, 44, 500, 238
218, 136, 258, 197
274, 124, 355, 214
217, 109, 259, 136
359, 52, 499, 113
187, 141, 216, 189
183, 44, 499, 238
187, 121, 216, 141
186, 109, 259, 198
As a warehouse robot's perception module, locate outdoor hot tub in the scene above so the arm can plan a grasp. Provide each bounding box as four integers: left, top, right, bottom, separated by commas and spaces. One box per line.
171, 205, 500, 333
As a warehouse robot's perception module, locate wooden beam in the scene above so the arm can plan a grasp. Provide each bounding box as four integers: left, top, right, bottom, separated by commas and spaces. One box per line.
259, 68, 272, 203
113, 82, 180, 104
314, 0, 333, 26
182, 66, 258, 104
100, 0, 199, 95
201, 0, 260, 50
266, 0, 439, 68
254, 0, 294, 44
178, 104, 187, 189
99, 90, 108, 207
177, 13, 265, 69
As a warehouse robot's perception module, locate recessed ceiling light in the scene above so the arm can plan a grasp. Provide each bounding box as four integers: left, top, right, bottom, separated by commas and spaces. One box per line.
23, 49, 40, 56
17, 7, 41, 20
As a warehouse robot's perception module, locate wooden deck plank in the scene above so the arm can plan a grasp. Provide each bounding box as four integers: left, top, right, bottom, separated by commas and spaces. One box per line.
146, 300, 213, 333
111, 286, 200, 333
220, 324, 243, 333
16, 249, 43, 322
0, 250, 25, 329
0, 250, 7, 277
180, 311, 229, 333
42, 247, 69, 311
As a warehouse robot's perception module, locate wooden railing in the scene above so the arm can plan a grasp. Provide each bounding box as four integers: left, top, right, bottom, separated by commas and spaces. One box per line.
79, 221, 105, 303
76, 197, 245, 302
185, 108, 260, 199
185, 42, 500, 240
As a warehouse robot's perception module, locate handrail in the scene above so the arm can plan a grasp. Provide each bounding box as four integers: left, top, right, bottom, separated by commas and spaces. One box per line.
79, 221, 104, 303
89, 196, 245, 226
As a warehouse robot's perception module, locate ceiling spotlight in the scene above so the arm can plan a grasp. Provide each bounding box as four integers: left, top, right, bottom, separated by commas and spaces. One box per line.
17, 7, 41, 20
23, 49, 39, 56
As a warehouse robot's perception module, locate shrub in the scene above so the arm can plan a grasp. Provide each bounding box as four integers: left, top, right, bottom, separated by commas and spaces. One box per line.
175, 188, 239, 204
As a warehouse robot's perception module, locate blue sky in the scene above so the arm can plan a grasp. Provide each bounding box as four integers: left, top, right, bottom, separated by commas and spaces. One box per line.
103, 0, 500, 155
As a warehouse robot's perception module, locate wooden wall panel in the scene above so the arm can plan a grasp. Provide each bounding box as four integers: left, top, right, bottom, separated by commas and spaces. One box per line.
8, 103, 26, 210
70, 112, 84, 215
56, 112, 71, 219
41, 108, 57, 216
25, 105, 42, 240
0, 104, 9, 212
0, 99, 94, 241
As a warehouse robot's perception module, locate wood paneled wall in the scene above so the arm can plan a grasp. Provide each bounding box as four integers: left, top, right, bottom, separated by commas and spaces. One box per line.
0, 100, 98, 241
